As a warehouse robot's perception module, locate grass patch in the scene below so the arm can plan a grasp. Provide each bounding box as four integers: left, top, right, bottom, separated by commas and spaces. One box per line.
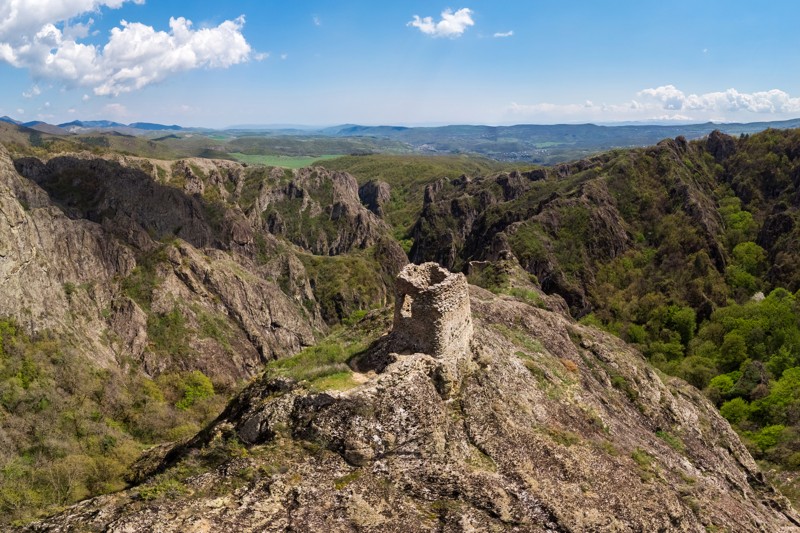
267, 340, 350, 382
196, 308, 233, 350
465, 445, 497, 472
631, 447, 656, 481
137, 477, 189, 501
120, 245, 170, 310
228, 153, 340, 169
506, 287, 547, 308
493, 323, 544, 354
265, 334, 369, 390
300, 251, 391, 324
545, 428, 582, 447
333, 469, 362, 490
656, 430, 686, 453
611, 374, 639, 403
598, 440, 619, 456
309, 371, 360, 392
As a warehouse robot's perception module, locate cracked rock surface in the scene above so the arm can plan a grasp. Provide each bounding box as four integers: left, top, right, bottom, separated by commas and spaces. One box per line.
27, 280, 800, 532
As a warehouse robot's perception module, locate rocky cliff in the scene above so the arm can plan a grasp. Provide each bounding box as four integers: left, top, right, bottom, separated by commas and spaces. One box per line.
1, 147, 406, 380
0, 142, 415, 525
27, 264, 799, 532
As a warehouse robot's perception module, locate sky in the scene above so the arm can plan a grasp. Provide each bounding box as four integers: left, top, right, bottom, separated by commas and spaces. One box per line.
0, 1, 799, 128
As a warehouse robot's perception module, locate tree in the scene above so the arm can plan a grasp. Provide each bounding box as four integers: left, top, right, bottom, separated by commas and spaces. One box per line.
717, 332, 747, 372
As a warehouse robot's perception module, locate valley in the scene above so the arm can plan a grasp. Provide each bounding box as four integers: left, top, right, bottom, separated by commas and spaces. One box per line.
1, 120, 800, 529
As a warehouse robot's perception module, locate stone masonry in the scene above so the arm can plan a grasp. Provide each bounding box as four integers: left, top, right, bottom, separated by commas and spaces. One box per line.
392, 262, 473, 358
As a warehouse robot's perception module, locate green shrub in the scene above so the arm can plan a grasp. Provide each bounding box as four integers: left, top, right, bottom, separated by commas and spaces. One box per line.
656, 430, 685, 453
137, 478, 189, 501
176, 371, 215, 410
147, 306, 192, 357
748, 425, 787, 453
720, 397, 751, 425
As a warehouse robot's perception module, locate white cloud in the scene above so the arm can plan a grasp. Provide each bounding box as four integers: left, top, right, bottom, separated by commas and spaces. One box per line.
637, 85, 800, 114
312, 15, 321, 27
16, 108, 24, 114
508, 85, 800, 123
0, 2, 253, 96
0, 1, 143, 41
82, 93, 90, 101
22, 84, 41, 98
63, 18, 94, 40
280, 53, 288, 60
408, 8, 474, 38
493, 30, 513, 38
638, 85, 685, 110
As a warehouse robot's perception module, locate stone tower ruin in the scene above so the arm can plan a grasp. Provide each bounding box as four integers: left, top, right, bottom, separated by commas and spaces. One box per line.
392, 262, 473, 358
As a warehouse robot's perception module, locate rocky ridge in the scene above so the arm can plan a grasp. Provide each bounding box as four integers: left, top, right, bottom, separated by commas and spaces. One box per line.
27, 264, 800, 532
1, 146, 401, 383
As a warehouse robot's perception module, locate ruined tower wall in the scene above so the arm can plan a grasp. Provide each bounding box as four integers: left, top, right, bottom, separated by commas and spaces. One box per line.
392, 262, 473, 358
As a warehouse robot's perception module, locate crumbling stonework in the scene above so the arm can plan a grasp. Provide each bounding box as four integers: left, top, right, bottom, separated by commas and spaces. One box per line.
392, 262, 472, 358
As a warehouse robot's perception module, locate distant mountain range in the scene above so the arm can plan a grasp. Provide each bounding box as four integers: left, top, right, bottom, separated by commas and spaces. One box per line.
0, 116, 186, 135
220, 118, 800, 162
4, 114, 800, 163
310, 118, 800, 162
58, 120, 185, 133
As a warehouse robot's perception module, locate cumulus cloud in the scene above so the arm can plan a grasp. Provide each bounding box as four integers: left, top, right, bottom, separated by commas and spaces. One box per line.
508, 85, 800, 122
0, 1, 254, 96
637, 85, 800, 115
408, 8, 474, 38
0, 0, 143, 40
493, 30, 513, 38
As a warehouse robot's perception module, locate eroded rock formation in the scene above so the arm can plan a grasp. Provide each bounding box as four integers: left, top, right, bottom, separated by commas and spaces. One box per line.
27, 265, 800, 532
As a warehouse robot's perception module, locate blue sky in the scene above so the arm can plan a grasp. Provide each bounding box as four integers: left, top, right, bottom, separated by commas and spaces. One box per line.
0, 1, 798, 127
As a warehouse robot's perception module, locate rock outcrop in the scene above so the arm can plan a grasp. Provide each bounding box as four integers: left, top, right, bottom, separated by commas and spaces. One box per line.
0, 145, 135, 366
256, 167, 397, 256
706, 129, 737, 163
358, 179, 391, 217
1, 148, 399, 381
408, 138, 731, 318
27, 265, 800, 532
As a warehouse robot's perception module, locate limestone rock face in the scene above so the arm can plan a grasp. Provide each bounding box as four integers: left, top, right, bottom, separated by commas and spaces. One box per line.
392, 262, 472, 360
28, 267, 800, 532
358, 179, 391, 217
257, 167, 395, 256
0, 145, 135, 366
14, 155, 219, 249
0, 147, 327, 380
